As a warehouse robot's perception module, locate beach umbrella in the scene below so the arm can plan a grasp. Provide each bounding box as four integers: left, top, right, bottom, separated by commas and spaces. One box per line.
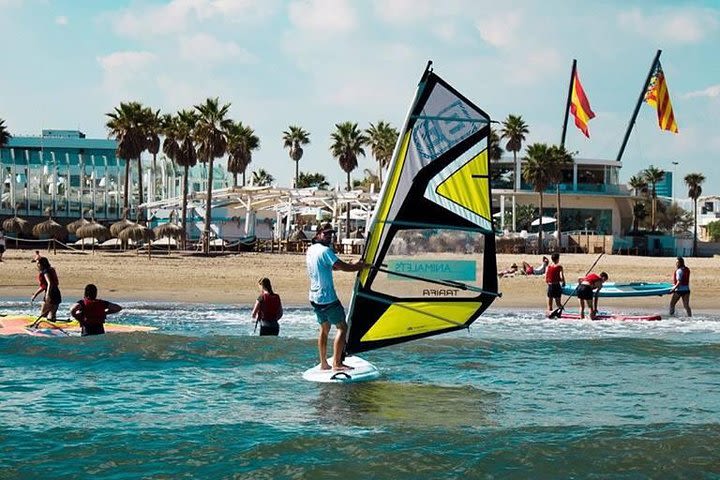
119, 224, 155, 259
76, 222, 110, 253
153, 222, 183, 252
2, 216, 30, 247
66, 217, 90, 236
33, 214, 67, 254
110, 218, 136, 237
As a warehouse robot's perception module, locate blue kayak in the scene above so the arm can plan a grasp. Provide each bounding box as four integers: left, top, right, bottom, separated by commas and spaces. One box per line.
561, 281, 673, 298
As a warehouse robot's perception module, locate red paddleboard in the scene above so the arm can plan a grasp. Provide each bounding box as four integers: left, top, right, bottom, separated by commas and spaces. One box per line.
558, 312, 662, 321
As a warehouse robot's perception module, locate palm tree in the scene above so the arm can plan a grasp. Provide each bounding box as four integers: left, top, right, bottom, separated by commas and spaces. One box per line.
144, 108, 163, 202
352, 168, 381, 192
522, 143, 556, 254
0, 118, 11, 148
194, 98, 232, 254
365, 121, 398, 186
163, 110, 199, 249
628, 174, 648, 196
500, 114, 529, 191
488, 128, 503, 162
252, 169, 274, 186
297, 172, 329, 189
642, 165, 665, 232
685, 172, 706, 256
227, 122, 260, 187
282, 126, 310, 188
632, 202, 648, 233
331, 122, 367, 237
106, 102, 147, 211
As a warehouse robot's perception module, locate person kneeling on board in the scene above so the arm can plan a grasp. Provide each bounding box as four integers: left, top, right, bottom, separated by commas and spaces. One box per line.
251, 277, 283, 336
70, 284, 123, 336
577, 272, 608, 320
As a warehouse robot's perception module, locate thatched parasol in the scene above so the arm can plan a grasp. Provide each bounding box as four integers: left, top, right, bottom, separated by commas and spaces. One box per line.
153, 223, 184, 253
119, 224, 156, 259
76, 222, 110, 253
2, 216, 30, 246
66, 217, 91, 236
110, 218, 136, 238
33, 216, 67, 254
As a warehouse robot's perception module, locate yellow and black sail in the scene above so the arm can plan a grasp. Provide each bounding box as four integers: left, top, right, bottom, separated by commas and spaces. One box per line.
345, 63, 499, 355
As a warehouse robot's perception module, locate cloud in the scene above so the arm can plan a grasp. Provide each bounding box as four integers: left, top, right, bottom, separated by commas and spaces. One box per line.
684, 84, 720, 99
617, 7, 719, 44
178, 33, 255, 64
97, 51, 157, 98
476, 10, 523, 48
288, 0, 358, 35
55, 16, 68, 26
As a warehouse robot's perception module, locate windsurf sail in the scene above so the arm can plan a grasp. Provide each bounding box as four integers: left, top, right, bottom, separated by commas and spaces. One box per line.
345, 62, 499, 355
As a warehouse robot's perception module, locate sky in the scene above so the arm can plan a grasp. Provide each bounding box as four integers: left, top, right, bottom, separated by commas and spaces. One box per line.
1, 0, 718, 195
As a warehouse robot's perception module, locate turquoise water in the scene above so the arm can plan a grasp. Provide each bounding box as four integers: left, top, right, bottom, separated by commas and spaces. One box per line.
2, 301, 720, 479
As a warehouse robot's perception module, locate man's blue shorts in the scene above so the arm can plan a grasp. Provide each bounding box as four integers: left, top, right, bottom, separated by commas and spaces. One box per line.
311, 300, 346, 326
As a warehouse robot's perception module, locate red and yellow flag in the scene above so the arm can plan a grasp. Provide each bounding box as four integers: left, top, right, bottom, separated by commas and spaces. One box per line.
570, 70, 595, 138
644, 61, 678, 133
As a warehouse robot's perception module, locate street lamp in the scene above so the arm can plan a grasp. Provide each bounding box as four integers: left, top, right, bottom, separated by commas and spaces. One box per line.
671, 161, 679, 204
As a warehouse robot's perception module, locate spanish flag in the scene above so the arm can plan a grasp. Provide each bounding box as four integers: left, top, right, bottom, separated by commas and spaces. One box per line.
644, 61, 678, 133
570, 69, 595, 138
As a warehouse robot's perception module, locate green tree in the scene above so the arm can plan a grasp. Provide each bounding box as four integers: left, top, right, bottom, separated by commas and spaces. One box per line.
282, 126, 310, 188
628, 174, 648, 196
252, 168, 274, 186
0, 118, 11, 148
227, 122, 260, 187
642, 165, 665, 232
331, 121, 367, 236
365, 120, 398, 186
549, 145, 574, 240
706, 220, 720, 242
162, 110, 198, 248
297, 172, 329, 189
106, 102, 147, 211
194, 97, 232, 254
352, 169, 380, 192
500, 114, 529, 192
685, 172, 706, 256
144, 108, 163, 203
631, 201, 648, 233
522, 143, 556, 254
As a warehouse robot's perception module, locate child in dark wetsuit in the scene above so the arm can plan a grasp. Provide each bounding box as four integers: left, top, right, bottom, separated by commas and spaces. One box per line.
251, 277, 283, 336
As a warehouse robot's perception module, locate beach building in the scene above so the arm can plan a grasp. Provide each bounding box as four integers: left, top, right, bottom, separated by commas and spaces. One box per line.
0, 129, 233, 222
492, 156, 634, 237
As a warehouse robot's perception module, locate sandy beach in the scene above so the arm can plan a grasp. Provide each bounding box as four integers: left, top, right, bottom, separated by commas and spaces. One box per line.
0, 248, 717, 312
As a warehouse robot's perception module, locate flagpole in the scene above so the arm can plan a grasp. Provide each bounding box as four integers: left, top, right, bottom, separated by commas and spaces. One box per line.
556, 59, 577, 252
560, 59, 576, 147
615, 49, 662, 163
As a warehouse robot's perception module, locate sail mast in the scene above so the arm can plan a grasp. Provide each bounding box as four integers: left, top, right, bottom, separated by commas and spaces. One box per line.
556, 59, 578, 244
616, 49, 662, 163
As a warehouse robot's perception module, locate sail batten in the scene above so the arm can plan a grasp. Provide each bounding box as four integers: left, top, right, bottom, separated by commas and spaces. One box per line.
345, 65, 499, 355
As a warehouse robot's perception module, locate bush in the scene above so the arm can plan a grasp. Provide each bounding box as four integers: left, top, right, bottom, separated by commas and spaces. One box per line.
707, 221, 720, 242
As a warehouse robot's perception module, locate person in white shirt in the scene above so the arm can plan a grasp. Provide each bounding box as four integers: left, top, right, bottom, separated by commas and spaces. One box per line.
306, 223, 366, 371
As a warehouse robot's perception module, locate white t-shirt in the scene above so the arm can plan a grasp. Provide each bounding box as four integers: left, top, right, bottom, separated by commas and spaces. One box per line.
306, 242, 340, 304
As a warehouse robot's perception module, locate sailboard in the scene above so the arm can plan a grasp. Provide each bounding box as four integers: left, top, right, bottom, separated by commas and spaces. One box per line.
561, 281, 673, 298
558, 312, 662, 321
0, 314, 157, 337
313, 62, 499, 382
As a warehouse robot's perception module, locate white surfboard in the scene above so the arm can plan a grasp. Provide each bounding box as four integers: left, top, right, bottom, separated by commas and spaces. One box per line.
302, 356, 381, 383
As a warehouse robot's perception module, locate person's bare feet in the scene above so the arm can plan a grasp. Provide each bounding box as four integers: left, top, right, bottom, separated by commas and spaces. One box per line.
332, 364, 354, 371
320, 363, 331, 370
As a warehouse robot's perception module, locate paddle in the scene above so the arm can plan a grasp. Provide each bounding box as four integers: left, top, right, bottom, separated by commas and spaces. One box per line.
548, 252, 604, 319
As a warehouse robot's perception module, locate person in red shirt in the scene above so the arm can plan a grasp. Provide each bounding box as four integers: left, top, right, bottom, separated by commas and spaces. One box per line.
251, 277, 283, 336
70, 284, 123, 336
545, 253, 565, 313
30, 256, 62, 321
577, 271, 608, 319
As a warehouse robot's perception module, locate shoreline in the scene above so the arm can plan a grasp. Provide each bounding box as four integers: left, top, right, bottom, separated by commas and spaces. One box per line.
0, 249, 718, 312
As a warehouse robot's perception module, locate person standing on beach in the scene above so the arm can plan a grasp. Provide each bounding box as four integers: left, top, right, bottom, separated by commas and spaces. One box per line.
669, 257, 692, 317
577, 271, 608, 320
70, 284, 123, 336
545, 253, 565, 313
31, 256, 62, 321
0, 228, 6, 262
306, 222, 366, 371
251, 277, 283, 336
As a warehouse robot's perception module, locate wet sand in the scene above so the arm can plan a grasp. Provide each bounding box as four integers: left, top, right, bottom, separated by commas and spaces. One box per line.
0, 249, 717, 312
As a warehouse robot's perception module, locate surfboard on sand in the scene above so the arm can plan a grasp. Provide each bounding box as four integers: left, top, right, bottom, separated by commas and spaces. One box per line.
558, 312, 662, 321
302, 356, 380, 383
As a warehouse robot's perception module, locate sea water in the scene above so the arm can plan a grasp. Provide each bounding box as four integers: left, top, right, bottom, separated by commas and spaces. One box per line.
1, 301, 719, 479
